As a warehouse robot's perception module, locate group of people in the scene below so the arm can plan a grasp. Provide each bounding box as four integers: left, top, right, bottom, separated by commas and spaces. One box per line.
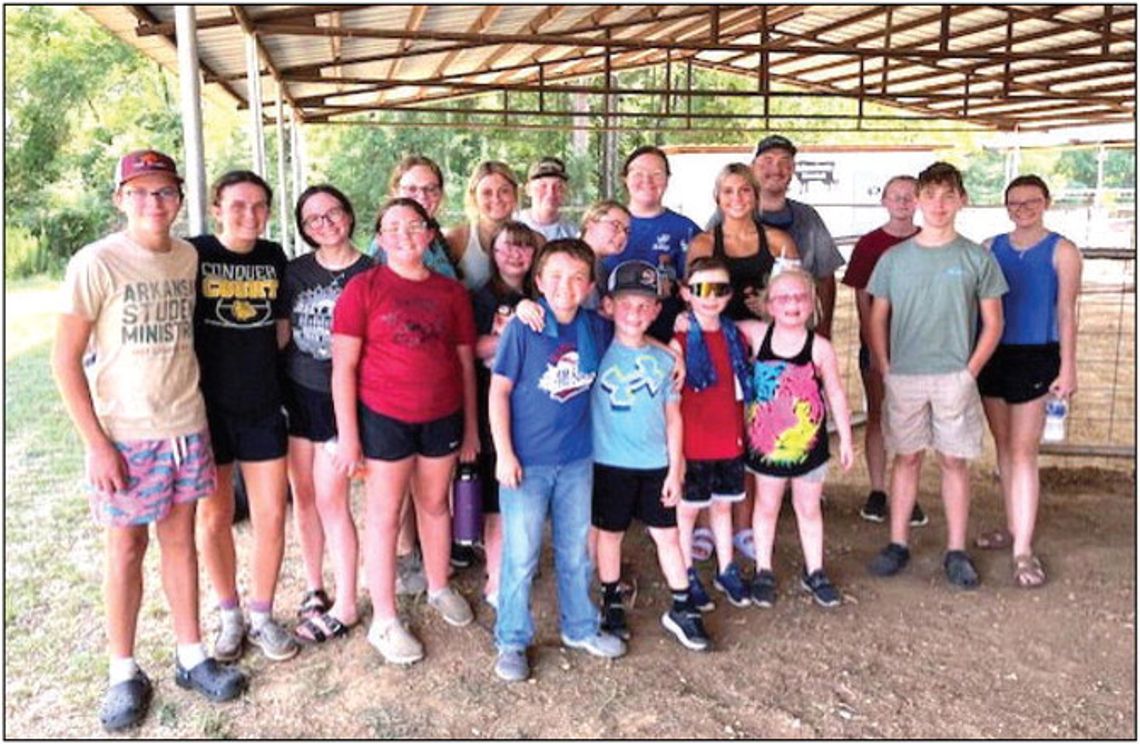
52, 133, 1079, 730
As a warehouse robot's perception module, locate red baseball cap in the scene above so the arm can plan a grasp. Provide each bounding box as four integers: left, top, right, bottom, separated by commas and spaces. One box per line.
114, 149, 183, 188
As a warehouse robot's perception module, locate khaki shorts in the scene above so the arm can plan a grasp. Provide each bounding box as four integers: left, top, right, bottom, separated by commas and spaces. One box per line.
884, 369, 983, 459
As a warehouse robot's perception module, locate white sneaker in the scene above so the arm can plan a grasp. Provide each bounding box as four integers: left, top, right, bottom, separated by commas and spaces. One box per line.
428, 586, 474, 627
213, 619, 245, 662
367, 619, 424, 665
560, 631, 627, 659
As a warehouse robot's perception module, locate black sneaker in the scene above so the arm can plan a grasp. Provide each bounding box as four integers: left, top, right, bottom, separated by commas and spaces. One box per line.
100, 670, 152, 732
450, 542, 476, 569
661, 608, 712, 652
943, 550, 980, 589
868, 542, 910, 577
714, 563, 752, 608
750, 569, 778, 608
800, 569, 842, 607
687, 568, 715, 612
909, 503, 929, 527
859, 490, 888, 522
174, 657, 247, 702
600, 600, 631, 641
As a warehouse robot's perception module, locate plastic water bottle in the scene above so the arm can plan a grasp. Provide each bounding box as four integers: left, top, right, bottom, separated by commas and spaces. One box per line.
1042, 395, 1068, 443
452, 464, 483, 545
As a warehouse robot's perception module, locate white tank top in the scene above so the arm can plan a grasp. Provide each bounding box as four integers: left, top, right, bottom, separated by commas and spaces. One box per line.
458, 223, 491, 290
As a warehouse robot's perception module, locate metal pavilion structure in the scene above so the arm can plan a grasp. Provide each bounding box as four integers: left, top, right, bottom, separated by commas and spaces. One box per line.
82, 4, 1136, 235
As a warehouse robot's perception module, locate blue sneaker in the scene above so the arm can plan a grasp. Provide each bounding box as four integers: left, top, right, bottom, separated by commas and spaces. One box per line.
713, 563, 752, 608
687, 568, 715, 612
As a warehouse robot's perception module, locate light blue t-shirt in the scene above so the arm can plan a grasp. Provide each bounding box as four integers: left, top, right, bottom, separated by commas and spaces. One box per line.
603, 208, 698, 280
492, 309, 613, 466
591, 341, 679, 469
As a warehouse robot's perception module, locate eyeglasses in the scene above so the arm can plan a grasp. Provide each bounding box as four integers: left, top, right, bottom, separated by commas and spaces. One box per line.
399, 184, 442, 198
596, 219, 629, 234
769, 291, 810, 304
378, 220, 428, 236
123, 187, 181, 203
494, 242, 535, 255
1006, 198, 1045, 212
302, 207, 346, 230
688, 282, 732, 298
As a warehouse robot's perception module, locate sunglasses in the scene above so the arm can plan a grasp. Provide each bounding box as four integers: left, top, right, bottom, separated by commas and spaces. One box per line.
688, 281, 732, 298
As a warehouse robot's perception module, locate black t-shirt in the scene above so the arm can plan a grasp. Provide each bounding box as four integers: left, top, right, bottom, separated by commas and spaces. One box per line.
190, 235, 289, 415
280, 251, 373, 393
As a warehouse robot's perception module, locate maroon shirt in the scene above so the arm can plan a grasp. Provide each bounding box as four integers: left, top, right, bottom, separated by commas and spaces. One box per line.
333, 265, 476, 422
841, 226, 918, 290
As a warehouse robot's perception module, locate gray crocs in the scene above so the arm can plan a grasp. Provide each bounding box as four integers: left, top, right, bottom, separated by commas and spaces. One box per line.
944, 550, 980, 589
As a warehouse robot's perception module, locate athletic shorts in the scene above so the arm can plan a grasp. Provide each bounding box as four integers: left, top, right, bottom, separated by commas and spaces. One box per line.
592, 463, 676, 531
884, 369, 983, 459
475, 449, 501, 514
682, 457, 746, 507
284, 382, 337, 443
88, 431, 216, 527
359, 405, 462, 461
977, 343, 1060, 404
207, 406, 288, 465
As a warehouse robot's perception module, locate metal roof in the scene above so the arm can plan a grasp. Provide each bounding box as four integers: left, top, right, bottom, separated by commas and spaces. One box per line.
81, 4, 1136, 132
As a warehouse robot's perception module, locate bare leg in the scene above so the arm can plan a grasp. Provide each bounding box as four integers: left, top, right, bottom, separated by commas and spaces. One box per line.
410, 455, 459, 592
937, 453, 971, 551
982, 397, 1015, 532
155, 501, 202, 644
241, 457, 289, 608
363, 457, 415, 621
860, 364, 888, 493
676, 504, 700, 569
751, 474, 785, 571
196, 463, 238, 606
888, 452, 924, 546
731, 476, 755, 537
790, 478, 826, 573
647, 526, 688, 588
595, 529, 624, 584
709, 500, 735, 573
105, 525, 149, 658
483, 513, 503, 598
396, 488, 417, 556
1005, 399, 1047, 556
287, 437, 325, 593
314, 445, 358, 624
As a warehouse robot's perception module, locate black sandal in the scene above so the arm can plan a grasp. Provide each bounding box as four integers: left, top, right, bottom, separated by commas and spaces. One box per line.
294, 612, 351, 645
297, 589, 331, 620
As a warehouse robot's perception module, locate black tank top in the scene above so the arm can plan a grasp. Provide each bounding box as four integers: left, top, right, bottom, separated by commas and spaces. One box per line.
713, 221, 774, 321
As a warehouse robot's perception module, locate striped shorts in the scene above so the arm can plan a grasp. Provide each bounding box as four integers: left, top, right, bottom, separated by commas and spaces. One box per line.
87, 430, 216, 527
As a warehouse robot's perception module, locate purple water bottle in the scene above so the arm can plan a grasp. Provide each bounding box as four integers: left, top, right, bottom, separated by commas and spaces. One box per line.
452, 464, 483, 545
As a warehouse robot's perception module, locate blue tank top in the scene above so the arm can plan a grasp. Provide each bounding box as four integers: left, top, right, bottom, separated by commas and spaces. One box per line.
990, 232, 1061, 345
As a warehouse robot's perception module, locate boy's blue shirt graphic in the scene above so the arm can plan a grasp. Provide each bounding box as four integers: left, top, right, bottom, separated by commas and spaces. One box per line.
591, 341, 678, 470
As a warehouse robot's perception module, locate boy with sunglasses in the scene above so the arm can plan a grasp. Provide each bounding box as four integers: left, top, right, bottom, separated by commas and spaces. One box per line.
670, 257, 757, 613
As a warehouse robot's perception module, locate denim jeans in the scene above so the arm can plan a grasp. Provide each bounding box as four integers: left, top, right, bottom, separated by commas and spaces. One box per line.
494, 457, 598, 651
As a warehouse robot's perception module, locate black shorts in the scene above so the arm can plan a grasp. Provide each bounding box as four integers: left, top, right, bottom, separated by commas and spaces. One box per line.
858, 343, 871, 373
283, 382, 337, 442
592, 463, 676, 531
682, 457, 746, 507
476, 450, 501, 515
206, 406, 288, 465
977, 343, 1060, 404
359, 405, 462, 461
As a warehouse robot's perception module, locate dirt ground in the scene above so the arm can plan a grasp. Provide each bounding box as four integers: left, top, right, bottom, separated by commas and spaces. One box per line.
8, 457, 1134, 739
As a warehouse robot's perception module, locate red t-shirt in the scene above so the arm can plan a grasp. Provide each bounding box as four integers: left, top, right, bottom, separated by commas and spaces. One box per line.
841, 227, 918, 290
675, 330, 745, 460
332, 265, 476, 422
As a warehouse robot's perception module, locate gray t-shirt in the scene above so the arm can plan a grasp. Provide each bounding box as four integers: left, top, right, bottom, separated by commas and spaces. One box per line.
706, 199, 845, 278
867, 234, 1008, 375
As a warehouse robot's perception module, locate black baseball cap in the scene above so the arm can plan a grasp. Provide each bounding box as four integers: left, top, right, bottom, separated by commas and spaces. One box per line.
607, 260, 660, 297
754, 135, 797, 159
527, 156, 569, 181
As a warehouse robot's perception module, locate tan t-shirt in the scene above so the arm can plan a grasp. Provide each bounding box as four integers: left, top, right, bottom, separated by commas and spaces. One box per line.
61, 231, 206, 440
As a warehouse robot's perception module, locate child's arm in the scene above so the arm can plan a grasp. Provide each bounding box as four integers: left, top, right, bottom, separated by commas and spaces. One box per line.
456, 345, 480, 463
967, 297, 1004, 378
52, 313, 127, 494
661, 398, 685, 507
488, 373, 521, 488
735, 318, 766, 355
330, 333, 365, 477
813, 336, 854, 471
868, 295, 891, 375
1052, 237, 1082, 397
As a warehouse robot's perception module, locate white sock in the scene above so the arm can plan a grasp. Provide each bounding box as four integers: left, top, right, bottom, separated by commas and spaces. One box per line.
220, 606, 244, 630
249, 609, 271, 631
108, 656, 138, 685
176, 642, 207, 670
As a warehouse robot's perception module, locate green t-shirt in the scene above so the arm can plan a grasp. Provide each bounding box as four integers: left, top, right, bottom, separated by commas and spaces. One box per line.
867, 234, 1008, 375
